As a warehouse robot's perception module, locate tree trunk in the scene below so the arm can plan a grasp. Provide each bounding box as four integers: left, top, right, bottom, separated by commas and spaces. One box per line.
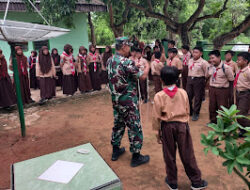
213, 14, 250, 50
111, 25, 124, 38
179, 27, 190, 46
88, 12, 96, 46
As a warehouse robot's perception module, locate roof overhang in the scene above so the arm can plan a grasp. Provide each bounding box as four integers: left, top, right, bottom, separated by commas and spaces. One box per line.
0, 0, 107, 13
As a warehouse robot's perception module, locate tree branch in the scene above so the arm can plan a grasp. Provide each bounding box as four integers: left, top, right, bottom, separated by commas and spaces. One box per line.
107, 0, 114, 28
124, 0, 177, 30
189, 0, 229, 31
163, 0, 169, 17
114, 0, 130, 27
184, 0, 205, 27
213, 14, 250, 49
147, 0, 153, 12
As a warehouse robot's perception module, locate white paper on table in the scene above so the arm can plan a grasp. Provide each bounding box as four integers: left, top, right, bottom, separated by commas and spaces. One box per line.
38, 160, 84, 184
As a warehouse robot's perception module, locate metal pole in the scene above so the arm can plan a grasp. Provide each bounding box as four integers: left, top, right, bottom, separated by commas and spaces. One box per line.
9, 42, 26, 137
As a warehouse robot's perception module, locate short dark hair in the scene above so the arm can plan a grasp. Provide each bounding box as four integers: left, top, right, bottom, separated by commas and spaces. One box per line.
193, 46, 203, 52
135, 47, 143, 53
182, 45, 190, 51
155, 52, 161, 59
168, 48, 178, 54
160, 66, 179, 86
237, 52, 250, 63
131, 46, 136, 52
168, 40, 175, 46
209, 50, 221, 57
225, 50, 235, 56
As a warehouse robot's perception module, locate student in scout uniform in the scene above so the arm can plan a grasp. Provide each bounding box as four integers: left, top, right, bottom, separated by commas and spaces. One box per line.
152, 66, 208, 190
0, 49, 16, 109
135, 48, 149, 103
101, 45, 113, 85
87, 44, 102, 91
186, 47, 209, 121
234, 52, 250, 136
28, 50, 39, 90
9, 46, 34, 105
151, 45, 167, 64
168, 40, 175, 49
107, 37, 150, 167
151, 52, 164, 94
61, 44, 77, 96
77, 46, 92, 93
167, 48, 183, 87
181, 45, 191, 90
51, 48, 62, 89
224, 50, 238, 105
206, 50, 234, 124
36, 46, 56, 104
129, 46, 137, 62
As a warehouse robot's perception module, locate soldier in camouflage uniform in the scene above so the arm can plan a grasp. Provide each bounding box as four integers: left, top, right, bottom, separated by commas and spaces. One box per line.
107, 37, 150, 167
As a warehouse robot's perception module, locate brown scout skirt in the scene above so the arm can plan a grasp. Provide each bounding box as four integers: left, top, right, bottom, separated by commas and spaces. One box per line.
39, 77, 56, 99
0, 76, 16, 107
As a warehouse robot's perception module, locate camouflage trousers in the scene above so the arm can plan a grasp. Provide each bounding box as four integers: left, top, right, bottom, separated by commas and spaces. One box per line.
111, 101, 143, 153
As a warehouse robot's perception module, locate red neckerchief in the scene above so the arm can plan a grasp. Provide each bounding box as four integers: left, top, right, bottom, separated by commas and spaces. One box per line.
183, 54, 188, 65
212, 67, 220, 82
155, 59, 160, 64
63, 51, 75, 76
234, 70, 242, 88
163, 86, 178, 98
30, 56, 36, 69
79, 54, 87, 74
89, 52, 97, 72
169, 59, 172, 66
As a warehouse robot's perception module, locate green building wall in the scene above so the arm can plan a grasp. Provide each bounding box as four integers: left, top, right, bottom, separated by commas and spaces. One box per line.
0, 11, 89, 73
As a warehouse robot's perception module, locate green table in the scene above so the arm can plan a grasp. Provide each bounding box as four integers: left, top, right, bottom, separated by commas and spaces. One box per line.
12, 143, 122, 190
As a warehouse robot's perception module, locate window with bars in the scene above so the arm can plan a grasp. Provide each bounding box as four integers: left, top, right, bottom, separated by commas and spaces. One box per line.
33, 40, 50, 51
15, 42, 29, 52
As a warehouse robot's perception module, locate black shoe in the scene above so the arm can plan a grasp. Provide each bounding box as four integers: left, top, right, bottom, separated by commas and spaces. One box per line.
192, 113, 199, 121
165, 177, 178, 190
191, 180, 208, 190
111, 147, 125, 161
130, 154, 150, 167
39, 99, 47, 105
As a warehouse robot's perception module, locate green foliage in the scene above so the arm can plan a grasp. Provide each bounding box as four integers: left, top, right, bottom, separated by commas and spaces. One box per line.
89, 13, 115, 45
23, 0, 78, 28
201, 105, 250, 188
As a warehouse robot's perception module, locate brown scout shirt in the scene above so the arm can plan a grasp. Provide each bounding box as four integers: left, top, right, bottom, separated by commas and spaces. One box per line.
60, 53, 75, 75
236, 66, 250, 92
182, 52, 191, 66
151, 59, 164, 76
224, 60, 238, 75
188, 57, 209, 77
206, 62, 234, 88
167, 56, 183, 71
36, 58, 56, 78
152, 88, 190, 131
135, 57, 148, 72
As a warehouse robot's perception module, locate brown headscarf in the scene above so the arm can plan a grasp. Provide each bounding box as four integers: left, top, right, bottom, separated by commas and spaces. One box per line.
79, 46, 87, 55
38, 46, 52, 74
102, 46, 112, 68
15, 46, 28, 75
89, 44, 96, 54
0, 49, 8, 79
64, 44, 73, 55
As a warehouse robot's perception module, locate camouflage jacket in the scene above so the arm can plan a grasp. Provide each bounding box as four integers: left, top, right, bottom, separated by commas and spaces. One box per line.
107, 53, 143, 103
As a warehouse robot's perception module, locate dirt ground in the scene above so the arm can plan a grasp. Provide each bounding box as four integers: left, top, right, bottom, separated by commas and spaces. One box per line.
0, 89, 247, 190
